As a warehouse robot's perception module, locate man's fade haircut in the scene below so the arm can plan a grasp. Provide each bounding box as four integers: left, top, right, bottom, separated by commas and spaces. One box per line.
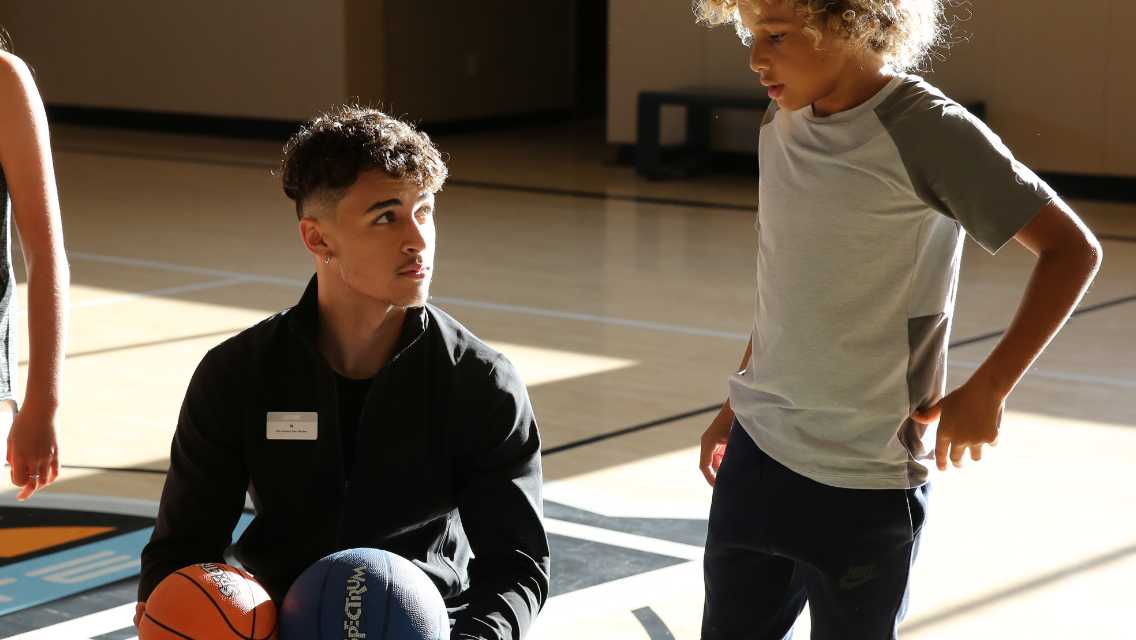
281, 105, 448, 219
693, 0, 948, 73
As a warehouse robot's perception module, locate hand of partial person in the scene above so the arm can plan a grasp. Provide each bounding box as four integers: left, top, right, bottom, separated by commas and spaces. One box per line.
6, 405, 60, 501
134, 602, 146, 629
911, 380, 1005, 472
699, 407, 734, 487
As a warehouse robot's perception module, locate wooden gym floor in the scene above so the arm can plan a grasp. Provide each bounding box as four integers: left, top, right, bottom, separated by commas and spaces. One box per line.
1, 120, 1133, 639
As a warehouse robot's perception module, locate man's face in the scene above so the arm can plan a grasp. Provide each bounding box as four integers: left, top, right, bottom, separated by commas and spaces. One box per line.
315, 171, 436, 307
738, 0, 851, 112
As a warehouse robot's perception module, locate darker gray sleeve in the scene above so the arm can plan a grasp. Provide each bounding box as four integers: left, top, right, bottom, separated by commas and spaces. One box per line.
880, 102, 1055, 254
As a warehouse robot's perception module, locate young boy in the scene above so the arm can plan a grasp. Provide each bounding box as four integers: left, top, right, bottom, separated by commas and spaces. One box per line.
135, 106, 549, 639
693, 1, 1101, 637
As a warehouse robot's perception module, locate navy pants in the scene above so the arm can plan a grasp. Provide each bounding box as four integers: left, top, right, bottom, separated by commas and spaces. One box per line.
702, 425, 929, 640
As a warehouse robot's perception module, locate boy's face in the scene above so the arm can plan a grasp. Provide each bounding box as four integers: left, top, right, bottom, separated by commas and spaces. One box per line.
738, 0, 854, 112
317, 171, 436, 308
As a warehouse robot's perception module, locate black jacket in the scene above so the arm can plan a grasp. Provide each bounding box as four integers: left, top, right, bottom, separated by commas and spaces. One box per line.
139, 277, 550, 639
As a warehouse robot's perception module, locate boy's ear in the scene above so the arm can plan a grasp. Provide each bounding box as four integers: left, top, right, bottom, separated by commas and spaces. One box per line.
298, 217, 333, 260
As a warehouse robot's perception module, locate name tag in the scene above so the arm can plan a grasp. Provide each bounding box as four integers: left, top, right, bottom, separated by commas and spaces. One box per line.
266, 412, 318, 440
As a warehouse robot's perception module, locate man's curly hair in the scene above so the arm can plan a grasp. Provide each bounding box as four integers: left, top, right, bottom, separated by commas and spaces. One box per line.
281, 105, 448, 219
694, 0, 947, 72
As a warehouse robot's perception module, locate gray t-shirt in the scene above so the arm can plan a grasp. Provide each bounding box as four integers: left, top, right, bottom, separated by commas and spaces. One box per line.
729, 74, 1055, 489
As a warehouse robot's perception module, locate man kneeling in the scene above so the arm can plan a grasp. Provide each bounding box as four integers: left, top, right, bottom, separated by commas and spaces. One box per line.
136, 106, 549, 639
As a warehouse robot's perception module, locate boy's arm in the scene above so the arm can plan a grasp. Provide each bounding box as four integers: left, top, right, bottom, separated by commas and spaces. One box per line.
916, 199, 1102, 470
0, 53, 70, 500
699, 338, 752, 486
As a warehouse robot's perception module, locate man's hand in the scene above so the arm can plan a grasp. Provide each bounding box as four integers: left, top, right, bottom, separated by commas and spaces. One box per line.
134, 602, 145, 629
699, 406, 735, 486
912, 380, 1005, 471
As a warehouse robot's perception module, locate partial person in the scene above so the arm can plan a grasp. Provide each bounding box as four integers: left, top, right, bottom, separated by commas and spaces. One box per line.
692, 1, 1102, 638
0, 29, 70, 502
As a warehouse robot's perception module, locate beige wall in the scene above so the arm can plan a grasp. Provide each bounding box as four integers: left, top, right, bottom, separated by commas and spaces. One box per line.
380, 0, 576, 122
1, 1, 577, 125
1, 1, 347, 121
608, 1, 1136, 177
607, 1, 757, 153
344, 0, 385, 105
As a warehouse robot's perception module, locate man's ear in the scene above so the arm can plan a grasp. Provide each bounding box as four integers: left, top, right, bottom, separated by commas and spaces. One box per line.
298, 216, 333, 262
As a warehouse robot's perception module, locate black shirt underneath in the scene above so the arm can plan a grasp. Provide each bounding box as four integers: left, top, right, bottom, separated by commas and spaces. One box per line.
335, 373, 372, 477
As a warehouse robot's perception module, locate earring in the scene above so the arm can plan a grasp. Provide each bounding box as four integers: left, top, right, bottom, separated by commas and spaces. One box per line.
323, 255, 331, 265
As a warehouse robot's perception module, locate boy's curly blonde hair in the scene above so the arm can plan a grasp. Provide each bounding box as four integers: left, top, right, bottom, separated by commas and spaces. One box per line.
694, 0, 947, 72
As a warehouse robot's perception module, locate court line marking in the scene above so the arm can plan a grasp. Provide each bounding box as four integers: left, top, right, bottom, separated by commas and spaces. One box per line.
544, 518, 703, 561
430, 296, 749, 340
536, 559, 701, 630
66, 251, 750, 340
63, 252, 1136, 349
950, 359, 1136, 389
952, 293, 1136, 349
51, 146, 1136, 221
14, 567, 703, 640
4, 602, 137, 640
51, 251, 1136, 460
68, 277, 251, 310
58, 465, 169, 476
51, 252, 1136, 462
0, 494, 705, 564
19, 328, 246, 367
447, 179, 754, 212
633, 606, 678, 640
544, 404, 721, 456
543, 347, 1136, 455
67, 252, 302, 287
53, 146, 757, 213
23, 552, 118, 578
17, 539, 1136, 640
50, 341, 1136, 476
0, 495, 699, 640
13, 278, 252, 318
59, 397, 714, 469
20, 327, 246, 368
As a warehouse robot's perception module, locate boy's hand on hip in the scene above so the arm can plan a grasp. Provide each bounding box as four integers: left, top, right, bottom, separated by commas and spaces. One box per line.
699, 407, 734, 487
913, 381, 1004, 471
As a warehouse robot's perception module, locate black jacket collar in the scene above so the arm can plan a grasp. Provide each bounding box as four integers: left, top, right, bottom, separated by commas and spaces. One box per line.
286, 275, 429, 368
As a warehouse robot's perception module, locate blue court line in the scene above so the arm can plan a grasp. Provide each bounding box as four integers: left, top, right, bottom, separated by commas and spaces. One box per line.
0, 513, 254, 617
0, 528, 151, 617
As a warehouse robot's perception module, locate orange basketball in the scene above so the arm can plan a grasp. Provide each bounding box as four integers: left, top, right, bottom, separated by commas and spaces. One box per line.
139, 562, 277, 640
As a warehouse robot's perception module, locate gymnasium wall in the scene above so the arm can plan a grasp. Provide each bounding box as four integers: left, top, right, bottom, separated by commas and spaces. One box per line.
0, 0, 348, 121
607, 1, 1136, 177
380, 0, 577, 122
0, 1, 577, 124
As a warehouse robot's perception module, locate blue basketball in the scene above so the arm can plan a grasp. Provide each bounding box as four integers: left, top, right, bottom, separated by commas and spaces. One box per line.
279, 548, 449, 640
